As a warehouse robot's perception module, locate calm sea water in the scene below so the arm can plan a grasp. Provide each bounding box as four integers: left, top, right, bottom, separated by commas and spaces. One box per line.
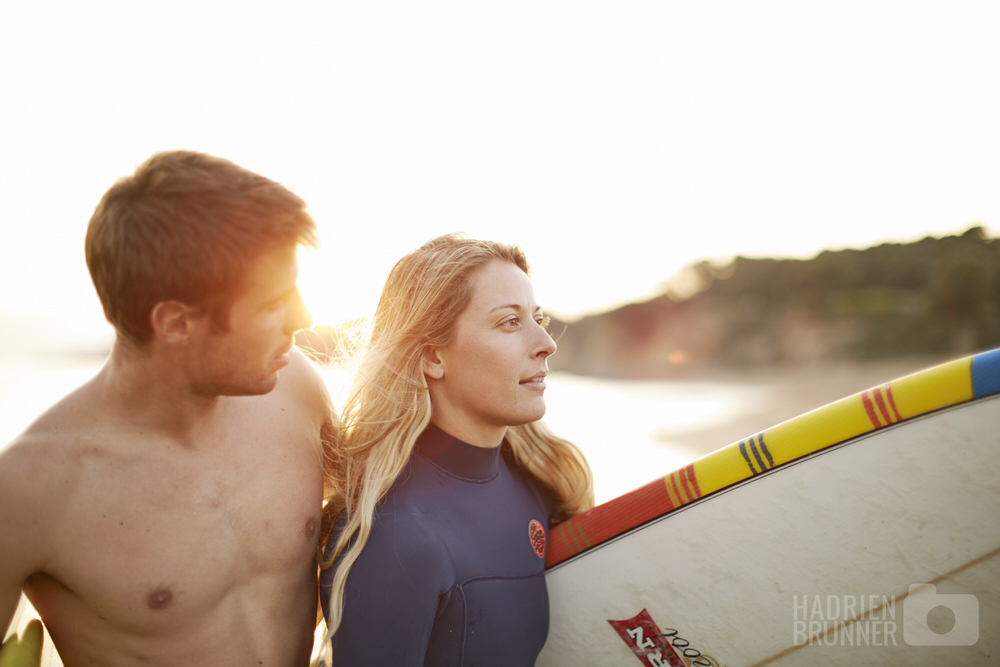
0, 354, 765, 504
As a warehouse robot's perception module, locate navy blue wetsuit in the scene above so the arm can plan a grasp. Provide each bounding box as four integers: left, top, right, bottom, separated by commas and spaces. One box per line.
320, 423, 555, 666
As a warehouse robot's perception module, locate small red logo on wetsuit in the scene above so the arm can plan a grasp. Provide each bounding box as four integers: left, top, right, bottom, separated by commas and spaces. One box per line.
528, 519, 546, 558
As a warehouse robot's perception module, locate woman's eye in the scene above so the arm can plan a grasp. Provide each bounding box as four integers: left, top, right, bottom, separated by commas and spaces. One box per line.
502, 317, 521, 329
537, 316, 551, 331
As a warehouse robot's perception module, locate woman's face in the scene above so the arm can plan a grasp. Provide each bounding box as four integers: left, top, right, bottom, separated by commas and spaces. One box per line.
424, 260, 557, 448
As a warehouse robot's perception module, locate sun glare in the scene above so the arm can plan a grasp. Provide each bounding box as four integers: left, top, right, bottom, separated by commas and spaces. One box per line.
296, 247, 381, 330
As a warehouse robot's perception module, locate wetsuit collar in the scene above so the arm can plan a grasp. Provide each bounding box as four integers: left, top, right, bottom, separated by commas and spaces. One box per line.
416, 423, 502, 482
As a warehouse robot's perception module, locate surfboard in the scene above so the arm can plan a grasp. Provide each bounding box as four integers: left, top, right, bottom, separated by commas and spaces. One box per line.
539, 347, 1000, 666
5, 596, 61, 667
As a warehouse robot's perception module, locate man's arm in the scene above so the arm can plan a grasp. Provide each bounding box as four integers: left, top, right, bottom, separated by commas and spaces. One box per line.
284, 348, 340, 467
0, 436, 54, 639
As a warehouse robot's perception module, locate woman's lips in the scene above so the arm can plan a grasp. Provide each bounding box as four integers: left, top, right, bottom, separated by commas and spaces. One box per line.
520, 372, 548, 389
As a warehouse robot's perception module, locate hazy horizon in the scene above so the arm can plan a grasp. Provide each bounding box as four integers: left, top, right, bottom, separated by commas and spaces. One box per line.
2, 222, 992, 356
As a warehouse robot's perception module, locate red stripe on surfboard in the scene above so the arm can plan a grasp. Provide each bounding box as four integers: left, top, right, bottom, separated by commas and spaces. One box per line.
861, 391, 882, 428
885, 383, 903, 421
872, 387, 894, 424
670, 464, 700, 504
684, 464, 701, 499
663, 472, 682, 507
670, 470, 687, 503
546, 477, 677, 567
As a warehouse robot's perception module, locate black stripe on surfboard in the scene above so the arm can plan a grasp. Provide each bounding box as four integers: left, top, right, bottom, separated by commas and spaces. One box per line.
740, 432, 774, 475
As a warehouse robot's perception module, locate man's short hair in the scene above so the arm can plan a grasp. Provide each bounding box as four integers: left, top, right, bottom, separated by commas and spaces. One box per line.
85, 150, 319, 344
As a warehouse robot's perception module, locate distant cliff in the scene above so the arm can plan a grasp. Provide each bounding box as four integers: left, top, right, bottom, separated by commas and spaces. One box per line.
546, 226, 1000, 379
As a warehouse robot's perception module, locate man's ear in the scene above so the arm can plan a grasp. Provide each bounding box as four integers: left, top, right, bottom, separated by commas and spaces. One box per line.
150, 301, 196, 345
421, 345, 445, 380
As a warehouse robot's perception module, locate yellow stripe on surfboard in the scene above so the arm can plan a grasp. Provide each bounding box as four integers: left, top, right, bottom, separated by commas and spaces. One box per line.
688, 356, 974, 509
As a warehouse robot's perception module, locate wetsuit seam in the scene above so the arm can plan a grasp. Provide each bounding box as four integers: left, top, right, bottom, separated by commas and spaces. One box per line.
458, 586, 468, 665
414, 451, 500, 483
457, 572, 544, 587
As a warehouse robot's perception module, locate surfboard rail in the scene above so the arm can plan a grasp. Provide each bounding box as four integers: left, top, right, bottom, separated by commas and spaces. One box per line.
546, 346, 1000, 569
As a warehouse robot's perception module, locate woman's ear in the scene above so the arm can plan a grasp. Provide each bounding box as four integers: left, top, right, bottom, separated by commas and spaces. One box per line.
421, 345, 445, 380
150, 300, 194, 346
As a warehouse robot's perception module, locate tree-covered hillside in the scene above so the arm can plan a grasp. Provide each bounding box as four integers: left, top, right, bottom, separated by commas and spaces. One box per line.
547, 226, 999, 378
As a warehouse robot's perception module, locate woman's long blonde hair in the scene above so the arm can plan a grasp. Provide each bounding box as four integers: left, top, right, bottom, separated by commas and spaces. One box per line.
319, 233, 594, 638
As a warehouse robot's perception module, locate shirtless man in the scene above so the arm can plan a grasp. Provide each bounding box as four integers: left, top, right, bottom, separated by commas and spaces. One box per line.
0, 151, 335, 666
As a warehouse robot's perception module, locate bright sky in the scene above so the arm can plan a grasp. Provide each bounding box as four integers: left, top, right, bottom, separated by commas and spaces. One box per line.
2, 1, 998, 353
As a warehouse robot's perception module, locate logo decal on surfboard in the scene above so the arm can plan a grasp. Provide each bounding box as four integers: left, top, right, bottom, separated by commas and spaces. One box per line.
608, 609, 721, 666
528, 519, 546, 558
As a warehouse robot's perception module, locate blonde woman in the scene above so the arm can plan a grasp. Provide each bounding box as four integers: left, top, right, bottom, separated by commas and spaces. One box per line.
320, 234, 594, 665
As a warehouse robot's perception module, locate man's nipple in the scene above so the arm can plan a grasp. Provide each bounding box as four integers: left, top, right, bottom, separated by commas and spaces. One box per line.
147, 587, 174, 610
304, 516, 317, 539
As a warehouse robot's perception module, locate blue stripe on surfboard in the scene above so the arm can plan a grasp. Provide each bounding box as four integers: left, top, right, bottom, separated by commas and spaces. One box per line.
972, 347, 1000, 398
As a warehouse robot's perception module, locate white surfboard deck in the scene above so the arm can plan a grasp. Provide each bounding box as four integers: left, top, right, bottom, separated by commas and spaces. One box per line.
540, 348, 1000, 666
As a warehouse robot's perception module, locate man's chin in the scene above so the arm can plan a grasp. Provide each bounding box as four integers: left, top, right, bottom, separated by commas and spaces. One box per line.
203, 374, 280, 398
239, 376, 280, 396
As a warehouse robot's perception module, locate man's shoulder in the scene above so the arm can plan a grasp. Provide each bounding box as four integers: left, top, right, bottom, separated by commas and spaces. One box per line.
222, 348, 336, 464
1, 381, 101, 471
273, 347, 335, 419
0, 404, 86, 530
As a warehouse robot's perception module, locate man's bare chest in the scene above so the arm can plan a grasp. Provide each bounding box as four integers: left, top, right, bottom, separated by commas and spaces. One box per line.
39, 433, 323, 632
